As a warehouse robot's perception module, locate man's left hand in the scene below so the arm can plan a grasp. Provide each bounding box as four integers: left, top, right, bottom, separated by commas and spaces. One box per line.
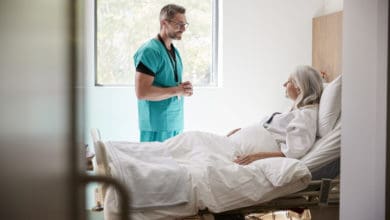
181, 81, 193, 96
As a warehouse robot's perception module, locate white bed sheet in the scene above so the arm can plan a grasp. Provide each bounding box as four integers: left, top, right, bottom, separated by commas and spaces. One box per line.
103, 131, 311, 220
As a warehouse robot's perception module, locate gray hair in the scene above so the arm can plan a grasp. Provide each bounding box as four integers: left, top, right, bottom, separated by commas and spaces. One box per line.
160, 4, 186, 21
290, 65, 323, 109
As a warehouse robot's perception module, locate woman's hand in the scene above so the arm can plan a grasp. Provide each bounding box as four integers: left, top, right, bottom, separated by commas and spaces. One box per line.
320, 71, 330, 83
226, 128, 241, 137
234, 154, 262, 165
234, 152, 285, 165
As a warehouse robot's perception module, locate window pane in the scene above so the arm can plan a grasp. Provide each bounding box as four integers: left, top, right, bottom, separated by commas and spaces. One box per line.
96, 0, 217, 86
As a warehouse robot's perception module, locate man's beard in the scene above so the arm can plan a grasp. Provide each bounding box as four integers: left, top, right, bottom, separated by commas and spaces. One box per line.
168, 31, 183, 40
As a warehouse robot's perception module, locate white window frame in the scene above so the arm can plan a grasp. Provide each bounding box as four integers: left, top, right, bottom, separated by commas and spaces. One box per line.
94, 0, 221, 87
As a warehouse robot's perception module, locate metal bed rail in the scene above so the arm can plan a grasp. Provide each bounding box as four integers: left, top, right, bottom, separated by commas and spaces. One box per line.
187, 178, 339, 218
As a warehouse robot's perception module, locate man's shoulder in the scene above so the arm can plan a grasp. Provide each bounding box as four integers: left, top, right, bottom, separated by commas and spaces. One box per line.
138, 38, 162, 52
133, 38, 163, 66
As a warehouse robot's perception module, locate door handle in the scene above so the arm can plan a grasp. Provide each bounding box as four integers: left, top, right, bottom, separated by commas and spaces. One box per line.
79, 174, 130, 220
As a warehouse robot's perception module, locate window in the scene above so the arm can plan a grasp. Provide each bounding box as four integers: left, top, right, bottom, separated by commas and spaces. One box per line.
95, 0, 219, 87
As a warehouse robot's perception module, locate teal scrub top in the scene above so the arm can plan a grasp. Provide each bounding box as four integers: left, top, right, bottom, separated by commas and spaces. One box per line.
134, 38, 184, 131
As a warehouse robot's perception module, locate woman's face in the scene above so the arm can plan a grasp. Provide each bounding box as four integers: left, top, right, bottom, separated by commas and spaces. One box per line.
283, 77, 300, 100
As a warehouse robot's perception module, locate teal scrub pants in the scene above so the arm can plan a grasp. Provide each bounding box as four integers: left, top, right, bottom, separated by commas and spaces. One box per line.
140, 130, 181, 142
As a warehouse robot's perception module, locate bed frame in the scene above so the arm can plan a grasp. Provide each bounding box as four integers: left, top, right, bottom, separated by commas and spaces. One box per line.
184, 178, 339, 219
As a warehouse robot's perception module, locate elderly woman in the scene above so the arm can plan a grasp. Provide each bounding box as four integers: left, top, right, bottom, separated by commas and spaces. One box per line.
232, 65, 323, 165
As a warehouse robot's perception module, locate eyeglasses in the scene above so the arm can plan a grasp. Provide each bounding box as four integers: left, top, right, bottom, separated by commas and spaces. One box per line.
167, 20, 189, 29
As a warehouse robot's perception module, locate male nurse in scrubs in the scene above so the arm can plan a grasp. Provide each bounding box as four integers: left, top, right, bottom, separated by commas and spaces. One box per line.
134, 4, 193, 142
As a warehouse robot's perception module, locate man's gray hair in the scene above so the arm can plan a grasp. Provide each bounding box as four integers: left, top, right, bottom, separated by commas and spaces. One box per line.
160, 4, 186, 21
290, 65, 323, 109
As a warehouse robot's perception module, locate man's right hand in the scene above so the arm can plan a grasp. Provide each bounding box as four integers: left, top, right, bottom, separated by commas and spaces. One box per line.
178, 81, 193, 96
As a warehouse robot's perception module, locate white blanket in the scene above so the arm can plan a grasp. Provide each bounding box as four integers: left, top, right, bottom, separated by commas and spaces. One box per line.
104, 131, 311, 219
106, 141, 191, 209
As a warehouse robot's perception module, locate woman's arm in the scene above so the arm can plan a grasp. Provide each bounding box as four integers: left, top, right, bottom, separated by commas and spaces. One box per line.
281, 108, 317, 159
226, 128, 241, 137
234, 151, 285, 165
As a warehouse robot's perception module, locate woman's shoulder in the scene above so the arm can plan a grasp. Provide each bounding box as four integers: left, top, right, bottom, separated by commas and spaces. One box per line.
296, 104, 318, 112
289, 104, 318, 118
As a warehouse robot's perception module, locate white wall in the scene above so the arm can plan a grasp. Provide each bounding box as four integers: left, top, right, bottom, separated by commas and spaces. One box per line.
341, 0, 387, 219
85, 0, 326, 143
322, 0, 344, 14
187, 0, 327, 134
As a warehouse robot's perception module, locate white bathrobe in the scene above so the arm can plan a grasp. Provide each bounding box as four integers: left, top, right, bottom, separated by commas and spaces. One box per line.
264, 105, 318, 159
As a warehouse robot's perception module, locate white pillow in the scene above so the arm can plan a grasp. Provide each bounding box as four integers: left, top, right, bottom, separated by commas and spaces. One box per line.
301, 119, 341, 172
317, 75, 342, 138
229, 122, 279, 155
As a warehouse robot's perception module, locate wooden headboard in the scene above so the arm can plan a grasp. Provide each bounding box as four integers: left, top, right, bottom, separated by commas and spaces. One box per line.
312, 11, 343, 82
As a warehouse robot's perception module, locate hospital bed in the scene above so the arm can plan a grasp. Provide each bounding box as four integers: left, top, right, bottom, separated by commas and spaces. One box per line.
91, 75, 342, 220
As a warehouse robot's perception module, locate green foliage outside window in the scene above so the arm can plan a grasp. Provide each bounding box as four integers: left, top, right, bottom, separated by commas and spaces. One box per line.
96, 0, 217, 86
